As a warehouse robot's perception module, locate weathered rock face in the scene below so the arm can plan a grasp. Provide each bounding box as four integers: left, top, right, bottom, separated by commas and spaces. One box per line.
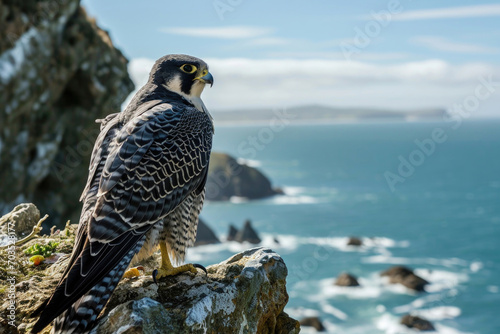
0, 205, 298, 333
400, 314, 435, 331
334, 272, 360, 287
0, 0, 134, 228
0, 203, 39, 238
97, 247, 300, 334
206, 152, 281, 201
381, 266, 429, 292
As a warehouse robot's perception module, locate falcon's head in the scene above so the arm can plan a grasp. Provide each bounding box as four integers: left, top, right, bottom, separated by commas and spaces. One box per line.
150, 54, 213, 110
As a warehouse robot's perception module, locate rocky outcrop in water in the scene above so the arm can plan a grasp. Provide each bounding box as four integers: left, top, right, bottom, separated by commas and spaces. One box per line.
400, 314, 435, 331
347, 236, 363, 246
206, 152, 282, 201
193, 218, 220, 246
299, 316, 325, 332
334, 272, 360, 287
227, 220, 262, 244
0, 0, 134, 228
226, 224, 238, 241
381, 266, 429, 292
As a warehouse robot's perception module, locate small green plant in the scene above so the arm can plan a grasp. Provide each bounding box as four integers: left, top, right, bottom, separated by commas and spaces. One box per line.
24, 241, 59, 258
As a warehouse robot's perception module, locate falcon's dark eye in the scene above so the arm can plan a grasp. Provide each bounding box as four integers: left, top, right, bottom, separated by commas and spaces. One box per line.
180, 64, 197, 74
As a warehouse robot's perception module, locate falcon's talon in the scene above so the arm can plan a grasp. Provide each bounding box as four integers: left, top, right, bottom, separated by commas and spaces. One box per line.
193, 263, 208, 276
152, 269, 159, 285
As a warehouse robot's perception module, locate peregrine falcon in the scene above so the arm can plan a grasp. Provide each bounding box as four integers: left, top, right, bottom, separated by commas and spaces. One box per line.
31, 54, 214, 333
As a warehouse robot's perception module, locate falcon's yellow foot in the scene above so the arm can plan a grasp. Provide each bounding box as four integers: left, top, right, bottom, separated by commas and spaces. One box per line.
123, 266, 144, 278
152, 243, 207, 284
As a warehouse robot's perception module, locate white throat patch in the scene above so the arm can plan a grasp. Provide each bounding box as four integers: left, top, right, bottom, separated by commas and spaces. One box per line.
162, 74, 208, 113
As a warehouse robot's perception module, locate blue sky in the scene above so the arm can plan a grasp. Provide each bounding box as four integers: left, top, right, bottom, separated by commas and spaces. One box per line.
83, 0, 500, 115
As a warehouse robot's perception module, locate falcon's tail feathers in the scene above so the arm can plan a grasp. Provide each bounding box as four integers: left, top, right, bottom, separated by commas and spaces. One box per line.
35, 237, 145, 334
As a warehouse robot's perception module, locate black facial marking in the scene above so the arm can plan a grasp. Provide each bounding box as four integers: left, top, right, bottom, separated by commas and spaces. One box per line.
149, 55, 207, 96
180, 71, 194, 95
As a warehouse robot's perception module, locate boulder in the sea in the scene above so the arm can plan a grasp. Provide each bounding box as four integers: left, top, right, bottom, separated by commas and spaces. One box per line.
234, 220, 262, 244
347, 237, 363, 246
334, 272, 360, 287
227, 224, 238, 241
381, 266, 429, 292
206, 152, 280, 201
193, 218, 220, 246
400, 314, 435, 331
300, 316, 326, 332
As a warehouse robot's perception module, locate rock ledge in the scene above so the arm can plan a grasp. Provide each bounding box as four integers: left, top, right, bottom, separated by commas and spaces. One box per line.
94, 247, 299, 334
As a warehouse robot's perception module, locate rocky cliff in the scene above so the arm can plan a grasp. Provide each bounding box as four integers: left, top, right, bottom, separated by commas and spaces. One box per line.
0, 0, 134, 227
0, 204, 299, 333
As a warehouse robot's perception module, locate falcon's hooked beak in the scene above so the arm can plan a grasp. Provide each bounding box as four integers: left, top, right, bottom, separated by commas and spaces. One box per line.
194, 71, 214, 87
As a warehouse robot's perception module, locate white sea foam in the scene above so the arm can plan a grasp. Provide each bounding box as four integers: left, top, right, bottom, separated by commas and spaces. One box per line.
282, 186, 309, 196
285, 306, 320, 319
236, 158, 262, 167
393, 294, 450, 314
270, 194, 320, 205
362, 255, 469, 268
320, 302, 348, 320
303, 273, 414, 303
376, 313, 472, 334
411, 306, 461, 321
469, 261, 483, 273
267, 186, 339, 205
187, 233, 410, 264
285, 308, 344, 334
414, 269, 469, 293
305, 236, 409, 254
487, 285, 499, 293
186, 233, 287, 262
229, 196, 250, 204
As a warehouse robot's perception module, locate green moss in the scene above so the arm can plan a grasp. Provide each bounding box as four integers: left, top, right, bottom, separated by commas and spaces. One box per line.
24, 241, 59, 257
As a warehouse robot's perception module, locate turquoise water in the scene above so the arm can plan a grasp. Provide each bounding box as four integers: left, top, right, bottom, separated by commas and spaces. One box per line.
186, 120, 500, 333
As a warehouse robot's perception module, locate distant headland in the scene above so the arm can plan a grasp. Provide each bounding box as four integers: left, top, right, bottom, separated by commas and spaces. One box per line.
212, 105, 447, 124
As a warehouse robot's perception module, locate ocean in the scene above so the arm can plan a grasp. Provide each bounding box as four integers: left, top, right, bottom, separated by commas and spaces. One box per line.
185, 119, 500, 334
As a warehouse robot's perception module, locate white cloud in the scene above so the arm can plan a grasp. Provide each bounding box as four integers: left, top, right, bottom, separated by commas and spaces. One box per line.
412, 36, 500, 54
242, 37, 293, 46
125, 57, 500, 117
159, 26, 271, 39
393, 4, 500, 21
266, 51, 409, 61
